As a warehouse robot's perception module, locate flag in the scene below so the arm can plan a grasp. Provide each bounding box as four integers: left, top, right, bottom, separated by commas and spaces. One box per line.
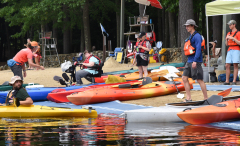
100, 23, 109, 37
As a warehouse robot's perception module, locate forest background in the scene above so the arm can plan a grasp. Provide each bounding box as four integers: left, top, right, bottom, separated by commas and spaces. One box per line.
0, 0, 240, 62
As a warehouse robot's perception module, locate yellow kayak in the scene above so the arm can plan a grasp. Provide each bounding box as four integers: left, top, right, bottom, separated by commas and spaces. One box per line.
0, 105, 97, 118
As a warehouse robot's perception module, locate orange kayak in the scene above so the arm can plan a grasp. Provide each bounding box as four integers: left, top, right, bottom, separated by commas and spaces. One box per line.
67, 79, 192, 105
177, 99, 240, 125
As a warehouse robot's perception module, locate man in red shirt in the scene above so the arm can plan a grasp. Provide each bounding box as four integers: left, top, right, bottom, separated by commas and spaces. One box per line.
224, 20, 240, 85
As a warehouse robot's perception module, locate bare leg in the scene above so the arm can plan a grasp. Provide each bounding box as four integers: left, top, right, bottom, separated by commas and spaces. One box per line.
142, 66, 148, 77
225, 63, 230, 83
197, 79, 208, 100
182, 76, 191, 100
138, 66, 143, 78
233, 63, 239, 82
35, 56, 40, 65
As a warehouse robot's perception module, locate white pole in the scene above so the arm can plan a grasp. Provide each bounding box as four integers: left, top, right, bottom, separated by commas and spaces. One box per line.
206, 16, 210, 83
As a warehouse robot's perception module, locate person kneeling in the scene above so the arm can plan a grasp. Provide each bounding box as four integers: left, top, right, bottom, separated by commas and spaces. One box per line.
6, 76, 33, 105
75, 50, 101, 85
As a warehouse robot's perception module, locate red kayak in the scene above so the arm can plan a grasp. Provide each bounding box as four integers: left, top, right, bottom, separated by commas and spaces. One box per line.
47, 80, 142, 103
177, 98, 240, 125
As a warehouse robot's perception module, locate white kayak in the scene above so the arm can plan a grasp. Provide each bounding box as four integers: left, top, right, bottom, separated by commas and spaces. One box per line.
125, 95, 240, 123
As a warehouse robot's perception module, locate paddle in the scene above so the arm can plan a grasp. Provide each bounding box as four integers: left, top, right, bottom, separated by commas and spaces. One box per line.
53, 76, 63, 82
2, 81, 9, 86
170, 76, 184, 99
217, 87, 232, 97
13, 97, 20, 107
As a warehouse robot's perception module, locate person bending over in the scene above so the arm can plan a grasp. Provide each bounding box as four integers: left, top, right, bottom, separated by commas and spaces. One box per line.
75, 50, 101, 85
6, 76, 33, 105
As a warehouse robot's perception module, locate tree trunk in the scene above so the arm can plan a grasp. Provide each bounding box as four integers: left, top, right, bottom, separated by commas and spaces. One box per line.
139, 4, 147, 32
53, 20, 58, 51
178, 13, 181, 47
116, 0, 120, 47
212, 16, 222, 48
162, 8, 165, 45
4, 21, 11, 58
179, 0, 194, 63
63, 5, 70, 54
168, 11, 176, 48
158, 9, 162, 42
164, 9, 169, 48
83, 0, 92, 51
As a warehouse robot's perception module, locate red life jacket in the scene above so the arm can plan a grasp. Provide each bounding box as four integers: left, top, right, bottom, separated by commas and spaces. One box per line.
138, 39, 149, 54
228, 31, 239, 46
83, 55, 101, 69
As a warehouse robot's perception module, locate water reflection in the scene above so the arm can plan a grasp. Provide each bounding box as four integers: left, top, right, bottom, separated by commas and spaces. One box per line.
0, 115, 240, 145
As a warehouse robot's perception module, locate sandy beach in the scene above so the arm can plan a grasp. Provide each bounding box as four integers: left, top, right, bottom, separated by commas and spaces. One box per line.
1, 59, 239, 107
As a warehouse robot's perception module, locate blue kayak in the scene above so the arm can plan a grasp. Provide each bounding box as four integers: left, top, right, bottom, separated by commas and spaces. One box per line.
0, 83, 104, 103
105, 62, 185, 75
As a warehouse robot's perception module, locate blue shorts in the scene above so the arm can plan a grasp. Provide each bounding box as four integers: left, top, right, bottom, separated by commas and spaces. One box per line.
226, 50, 240, 64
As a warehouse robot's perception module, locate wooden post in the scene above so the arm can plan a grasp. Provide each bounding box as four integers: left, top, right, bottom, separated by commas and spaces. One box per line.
103, 36, 106, 62
108, 40, 111, 51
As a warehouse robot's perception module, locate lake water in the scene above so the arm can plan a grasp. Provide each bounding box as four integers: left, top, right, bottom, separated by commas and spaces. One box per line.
0, 115, 239, 145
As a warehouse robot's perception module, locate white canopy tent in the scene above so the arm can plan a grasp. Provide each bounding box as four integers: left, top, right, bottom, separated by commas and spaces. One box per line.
205, 0, 240, 82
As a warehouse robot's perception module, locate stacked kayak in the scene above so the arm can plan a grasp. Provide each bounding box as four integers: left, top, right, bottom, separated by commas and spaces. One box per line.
177, 98, 240, 124
0, 104, 97, 118
0, 83, 104, 104
0, 83, 39, 91
67, 79, 190, 105
47, 80, 142, 103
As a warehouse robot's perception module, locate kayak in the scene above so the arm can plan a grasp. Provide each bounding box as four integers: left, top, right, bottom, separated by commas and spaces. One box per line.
177, 98, 240, 125
95, 73, 128, 83
0, 83, 39, 91
0, 83, 104, 104
0, 104, 97, 118
104, 62, 185, 75
125, 94, 238, 123
47, 80, 142, 103
67, 79, 191, 105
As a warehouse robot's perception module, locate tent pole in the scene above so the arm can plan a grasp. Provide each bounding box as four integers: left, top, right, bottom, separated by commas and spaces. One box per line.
206, 16, 210, 83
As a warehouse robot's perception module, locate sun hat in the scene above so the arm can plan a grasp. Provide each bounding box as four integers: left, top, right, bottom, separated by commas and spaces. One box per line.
227, 20, 237, 25
183, 19, 198, 27
9, 76, 23, 85
138, 32, 146, 38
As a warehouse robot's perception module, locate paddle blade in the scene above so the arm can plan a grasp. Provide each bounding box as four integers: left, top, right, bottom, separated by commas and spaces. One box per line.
2, 81, 9, 85
13, 98, 20, 107
217, 88, 232, 97
59, 79, 67, 86
53, 76, 63, 82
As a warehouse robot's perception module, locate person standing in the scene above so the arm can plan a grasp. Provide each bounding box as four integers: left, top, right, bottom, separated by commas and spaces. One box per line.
136, 32, 151, 78
182, 19, 208, 102
7, 42, 45, 80
224, 20, 240, 85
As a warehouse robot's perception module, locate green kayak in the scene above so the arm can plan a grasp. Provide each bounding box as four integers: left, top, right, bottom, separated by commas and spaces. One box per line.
0, 83, 39, 91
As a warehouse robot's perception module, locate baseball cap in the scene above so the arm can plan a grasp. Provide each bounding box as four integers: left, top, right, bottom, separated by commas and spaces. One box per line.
9, 76, 23, 85
138, 32, 146, 38
183, 19, 198, 27
227, 20, 237, 25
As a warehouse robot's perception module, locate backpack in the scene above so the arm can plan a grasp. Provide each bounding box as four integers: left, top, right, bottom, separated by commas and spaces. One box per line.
218, 73, 239, 82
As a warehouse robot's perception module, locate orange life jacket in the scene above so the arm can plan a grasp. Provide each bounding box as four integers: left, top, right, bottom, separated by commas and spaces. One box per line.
184, 32, 197, 56
83, 55, 101, 69
227, 31, 239, 46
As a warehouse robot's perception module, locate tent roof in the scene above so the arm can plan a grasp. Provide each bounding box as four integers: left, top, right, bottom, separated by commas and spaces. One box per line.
206, 0, 240, 16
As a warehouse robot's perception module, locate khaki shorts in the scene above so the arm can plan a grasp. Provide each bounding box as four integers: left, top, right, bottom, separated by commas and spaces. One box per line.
183, 62, 203, 80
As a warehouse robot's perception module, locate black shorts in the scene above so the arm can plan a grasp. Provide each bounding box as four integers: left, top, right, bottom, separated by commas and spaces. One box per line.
183, 62, 203, 80
136, 55, 148, 66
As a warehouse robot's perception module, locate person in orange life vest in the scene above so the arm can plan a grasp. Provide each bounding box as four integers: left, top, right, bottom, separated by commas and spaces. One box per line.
136, 32, 151, 78
182, 19, 208, 102
75, 50, 100, 85
8, 42, 45, 80
224, 20, 240, 85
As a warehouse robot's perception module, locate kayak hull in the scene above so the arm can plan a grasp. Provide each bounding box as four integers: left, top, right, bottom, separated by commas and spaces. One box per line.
67, 80, 192, 105
0, 105, 97, 118
177, 99, 240, 125
47, 80, 141, 103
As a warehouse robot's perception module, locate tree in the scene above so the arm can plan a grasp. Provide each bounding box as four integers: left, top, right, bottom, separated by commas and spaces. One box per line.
83, 0, 91, 51
179, 0, 194, 62
212, 16, 222, 48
